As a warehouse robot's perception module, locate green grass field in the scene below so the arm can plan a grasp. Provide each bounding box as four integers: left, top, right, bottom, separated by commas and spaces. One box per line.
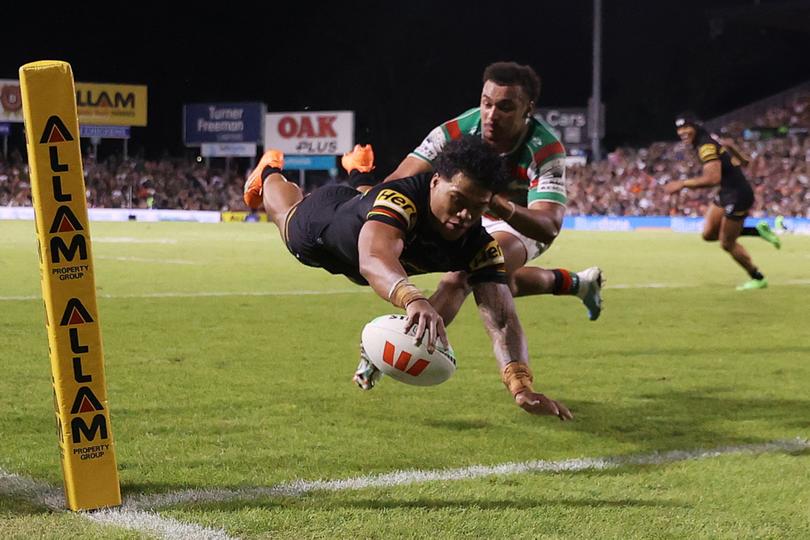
1, 219, 809, 539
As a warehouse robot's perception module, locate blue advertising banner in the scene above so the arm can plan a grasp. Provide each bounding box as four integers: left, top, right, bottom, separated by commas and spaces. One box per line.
562, 215, 807, 234
183, 102, 265, 145
79, 125, 130, 139
283, 155, 336, 170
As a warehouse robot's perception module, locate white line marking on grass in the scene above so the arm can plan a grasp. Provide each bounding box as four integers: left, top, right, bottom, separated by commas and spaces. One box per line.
608, 282, 696, 289
3, 439, 807, 539
84, 508, 234, 540
126, 438, 809, 510
95, 237, 178, 244
0, 289, 371, 301
0, 467, 235, 540
96, 256, 194, 265
0, 466, 64, 509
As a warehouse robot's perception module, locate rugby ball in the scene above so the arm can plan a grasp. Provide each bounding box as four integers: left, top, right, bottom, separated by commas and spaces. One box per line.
361, 314, 456, 386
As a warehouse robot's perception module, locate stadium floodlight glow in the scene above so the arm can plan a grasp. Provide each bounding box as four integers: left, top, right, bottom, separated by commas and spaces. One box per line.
19, 60, 121, 511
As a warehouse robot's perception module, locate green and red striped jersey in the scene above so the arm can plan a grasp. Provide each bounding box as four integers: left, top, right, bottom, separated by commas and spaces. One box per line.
409, 107, 567, 207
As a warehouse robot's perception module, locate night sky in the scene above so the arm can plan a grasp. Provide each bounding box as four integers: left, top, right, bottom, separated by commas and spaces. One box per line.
4, 1, 809, 171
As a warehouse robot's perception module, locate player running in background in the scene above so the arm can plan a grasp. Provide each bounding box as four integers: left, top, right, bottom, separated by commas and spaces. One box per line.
665, 112, 781, 290
343, 61, 603, 326
244, 135, 573, 419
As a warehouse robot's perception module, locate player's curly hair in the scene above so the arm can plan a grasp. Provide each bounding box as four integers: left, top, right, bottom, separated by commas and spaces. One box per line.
434, 134, 508, 193
483, 61, 541, 103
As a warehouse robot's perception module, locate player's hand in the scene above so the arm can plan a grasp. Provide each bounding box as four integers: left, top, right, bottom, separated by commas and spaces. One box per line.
664, 180, 684, 194
515, 390, 573, 421
404, 299, 448, 354
487, 193, 512, 219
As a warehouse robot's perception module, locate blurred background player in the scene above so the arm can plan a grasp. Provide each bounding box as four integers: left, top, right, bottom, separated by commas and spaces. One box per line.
244, 136, 573, 419
342, 61, 604, 325
665, 112, 781, 290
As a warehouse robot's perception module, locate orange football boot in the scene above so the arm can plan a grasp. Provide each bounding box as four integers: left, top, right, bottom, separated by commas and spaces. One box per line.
243, 149, 285, 209
341, 144, 375, 173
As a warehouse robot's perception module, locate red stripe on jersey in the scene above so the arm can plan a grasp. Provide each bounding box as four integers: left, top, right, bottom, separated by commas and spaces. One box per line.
533, 141, 565, 166
514, 166, 528, 180
446, 120, 462, 140
370, 207, 408, 228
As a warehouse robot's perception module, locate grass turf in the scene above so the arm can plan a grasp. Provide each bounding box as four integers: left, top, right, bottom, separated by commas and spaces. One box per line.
1, 220, 808, 538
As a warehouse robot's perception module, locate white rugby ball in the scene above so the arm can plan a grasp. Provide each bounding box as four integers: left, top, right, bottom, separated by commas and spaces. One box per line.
361, 314, 456, 386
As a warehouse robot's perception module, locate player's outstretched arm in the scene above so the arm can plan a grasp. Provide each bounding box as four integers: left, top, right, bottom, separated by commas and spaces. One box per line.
472, 281, 573, 420
358, 221, 447, 352
489, 197, 565, 245
665, 160, 722, 193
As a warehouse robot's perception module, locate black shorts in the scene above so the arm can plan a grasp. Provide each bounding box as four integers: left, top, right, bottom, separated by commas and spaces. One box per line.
284, 185, 359, 275
714, 187, 754, 220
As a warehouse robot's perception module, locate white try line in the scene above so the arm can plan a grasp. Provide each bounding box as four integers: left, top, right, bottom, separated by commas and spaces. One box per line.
0, 467, 231, 540
125, 438, 810, 511
1, 438, 807, 540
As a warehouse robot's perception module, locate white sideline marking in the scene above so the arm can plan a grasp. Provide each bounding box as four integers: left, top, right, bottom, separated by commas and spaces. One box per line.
126, 438, 810, 511
3, 278, 810, 302
96, 256, 194, 265
0, 289, 370, 301
2, 439, 807, 540
0, 468, 233, 540
95, 237, 178, 244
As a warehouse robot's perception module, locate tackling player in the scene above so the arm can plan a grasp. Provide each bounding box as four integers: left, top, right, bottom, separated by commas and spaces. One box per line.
665, 113, 781, 290
343, 61, 603, 328
244, 135, 573, 420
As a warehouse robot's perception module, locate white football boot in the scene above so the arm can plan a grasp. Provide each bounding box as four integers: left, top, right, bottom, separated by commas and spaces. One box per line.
576, 267, 604, 321
352, 344, 383, 390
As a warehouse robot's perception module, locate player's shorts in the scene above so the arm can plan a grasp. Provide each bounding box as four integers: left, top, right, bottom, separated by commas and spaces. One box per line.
713, 186, 754, 220
284, 185, 359, 275
482, 215, 548, 263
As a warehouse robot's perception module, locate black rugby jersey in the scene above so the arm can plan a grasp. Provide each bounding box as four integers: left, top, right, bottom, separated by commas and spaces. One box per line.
316, 174, 507, 285
694, 132, 750, 194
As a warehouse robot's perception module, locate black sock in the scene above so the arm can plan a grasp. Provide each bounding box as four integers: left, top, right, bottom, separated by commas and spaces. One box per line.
749, 269, 764, 280
348, 170, 379, 189
741, 227, 759, 236
261, 165, 283, 180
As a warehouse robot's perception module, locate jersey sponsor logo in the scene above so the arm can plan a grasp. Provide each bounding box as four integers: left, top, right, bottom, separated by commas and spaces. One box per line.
699, 143, 719, 162
369, 189, 417, 229
536, 156, 566, 179
413, 126, 446, 162
469, 240, 505, 272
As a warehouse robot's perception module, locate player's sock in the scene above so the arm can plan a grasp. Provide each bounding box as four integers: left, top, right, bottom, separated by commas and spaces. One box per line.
551, 269, 580, 295
261, 165, 283, 180
348, 170, 379, 189
741, 227, 759, 236
749, 269, 764, 280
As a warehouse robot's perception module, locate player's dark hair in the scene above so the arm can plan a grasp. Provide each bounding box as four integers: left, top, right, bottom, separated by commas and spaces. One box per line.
674, 110, 710, 143
482, 61, 541, 103
674, 111, 703, 130
434, 134, 508, 193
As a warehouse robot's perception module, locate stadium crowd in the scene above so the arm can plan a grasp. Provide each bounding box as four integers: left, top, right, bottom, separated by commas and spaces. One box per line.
1, 91, 808, 217
567, 132, 810, 218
